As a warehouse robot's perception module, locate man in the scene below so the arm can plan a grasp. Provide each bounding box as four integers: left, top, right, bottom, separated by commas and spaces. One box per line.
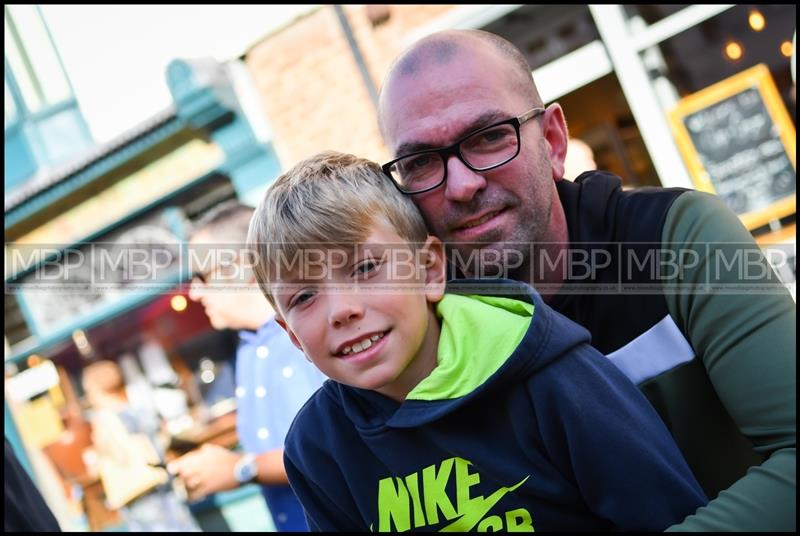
378, 29, 795, 531
167, 201, 326, 531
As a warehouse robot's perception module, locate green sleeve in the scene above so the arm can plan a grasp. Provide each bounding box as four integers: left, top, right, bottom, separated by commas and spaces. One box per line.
662, 191, 795, 532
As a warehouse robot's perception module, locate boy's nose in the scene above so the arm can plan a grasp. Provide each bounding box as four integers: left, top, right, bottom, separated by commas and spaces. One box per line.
328, 294, 365, 328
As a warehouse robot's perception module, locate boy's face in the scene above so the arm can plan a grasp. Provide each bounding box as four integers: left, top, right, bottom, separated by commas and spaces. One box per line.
273, 220, 446, 402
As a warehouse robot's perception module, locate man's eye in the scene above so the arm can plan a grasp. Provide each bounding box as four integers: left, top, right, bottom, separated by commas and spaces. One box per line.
476, 127, 512, 145
463, 126, 513, 150
481, 130, 504, 142
409, 155, 434, 169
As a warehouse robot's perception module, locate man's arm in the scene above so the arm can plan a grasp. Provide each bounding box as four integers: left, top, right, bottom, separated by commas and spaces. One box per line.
662, 191, 796, 531
167, 443, 288, 499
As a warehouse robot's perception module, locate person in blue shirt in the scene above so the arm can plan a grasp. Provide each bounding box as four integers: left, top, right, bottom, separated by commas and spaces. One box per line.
168, 201, 326, 531
246, 151, 708, 531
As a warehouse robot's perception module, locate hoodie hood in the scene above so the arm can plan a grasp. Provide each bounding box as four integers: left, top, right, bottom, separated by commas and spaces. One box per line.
408, 292, 533, 401
328, 278, 593, 430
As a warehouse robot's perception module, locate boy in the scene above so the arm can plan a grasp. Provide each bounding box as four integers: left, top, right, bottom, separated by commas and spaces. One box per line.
247, 151, 707, 531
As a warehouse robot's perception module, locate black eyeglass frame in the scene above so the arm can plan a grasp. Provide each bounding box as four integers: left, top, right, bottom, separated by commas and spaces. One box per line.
190, 254, 241, 285
190, 268, 214, 285
381, 106, 546, 195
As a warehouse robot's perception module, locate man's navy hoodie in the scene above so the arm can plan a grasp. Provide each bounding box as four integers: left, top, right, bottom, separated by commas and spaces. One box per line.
284, 280, 707, 531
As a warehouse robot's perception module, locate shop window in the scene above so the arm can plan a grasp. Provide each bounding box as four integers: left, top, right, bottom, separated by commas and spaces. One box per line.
641, 5, 795, 223
560, 74, 660, 188
622, 5, 690, 26
637, 5, 796, 119
482, 5, 601, 71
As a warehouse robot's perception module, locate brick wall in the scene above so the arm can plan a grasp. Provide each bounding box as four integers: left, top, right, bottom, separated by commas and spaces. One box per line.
245, 5, 456, 169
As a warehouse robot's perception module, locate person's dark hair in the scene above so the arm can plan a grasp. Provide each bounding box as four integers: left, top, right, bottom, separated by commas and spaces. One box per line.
190, 199, 255, 242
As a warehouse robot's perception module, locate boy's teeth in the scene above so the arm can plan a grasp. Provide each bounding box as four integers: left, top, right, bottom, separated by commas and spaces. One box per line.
341, 333, 384, 356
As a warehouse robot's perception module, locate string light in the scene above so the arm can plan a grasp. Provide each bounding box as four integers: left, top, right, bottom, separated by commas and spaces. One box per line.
748, 10, 765, 32
724, 41, 743, 61
780, 40, 792, 58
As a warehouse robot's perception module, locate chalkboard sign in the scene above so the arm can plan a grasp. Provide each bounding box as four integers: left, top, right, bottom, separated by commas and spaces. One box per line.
668, 64, 796, 230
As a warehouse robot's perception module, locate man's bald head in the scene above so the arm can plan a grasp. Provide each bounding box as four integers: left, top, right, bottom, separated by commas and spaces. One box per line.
378, 30, 541, 137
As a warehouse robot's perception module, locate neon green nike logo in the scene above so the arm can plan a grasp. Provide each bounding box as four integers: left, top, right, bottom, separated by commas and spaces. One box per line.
439, 475, 530, 532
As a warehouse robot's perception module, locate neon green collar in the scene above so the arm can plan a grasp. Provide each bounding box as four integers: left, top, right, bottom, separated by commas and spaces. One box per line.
407, 293, 533, 401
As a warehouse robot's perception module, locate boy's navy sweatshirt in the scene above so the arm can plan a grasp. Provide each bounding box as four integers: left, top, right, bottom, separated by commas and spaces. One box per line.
284, 279, 707, 531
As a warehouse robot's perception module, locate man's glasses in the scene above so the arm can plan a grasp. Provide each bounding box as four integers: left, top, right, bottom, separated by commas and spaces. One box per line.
382, 107, 545, 195
190, 268, 214, 285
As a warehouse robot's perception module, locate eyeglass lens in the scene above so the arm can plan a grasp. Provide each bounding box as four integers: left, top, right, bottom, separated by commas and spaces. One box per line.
387, 123, 519, 193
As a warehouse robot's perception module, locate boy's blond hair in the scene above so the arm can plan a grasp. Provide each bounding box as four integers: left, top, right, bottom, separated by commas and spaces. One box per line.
247, 151, 429, 303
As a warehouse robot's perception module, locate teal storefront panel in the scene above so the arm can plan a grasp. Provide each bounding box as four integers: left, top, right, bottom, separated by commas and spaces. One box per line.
4, 123, 38, 191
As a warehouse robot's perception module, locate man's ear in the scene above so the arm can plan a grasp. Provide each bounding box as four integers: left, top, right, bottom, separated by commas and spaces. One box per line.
275, 315, 304, 353
541, 103, 569, 181
420, 236, 446, 303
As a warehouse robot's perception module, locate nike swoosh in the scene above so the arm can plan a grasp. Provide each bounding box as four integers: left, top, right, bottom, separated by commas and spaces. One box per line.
439, 475, 530, 532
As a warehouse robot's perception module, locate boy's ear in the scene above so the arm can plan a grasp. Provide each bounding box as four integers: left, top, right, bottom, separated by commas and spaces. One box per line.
421, 236, 446, 303
275, 315, 304, 353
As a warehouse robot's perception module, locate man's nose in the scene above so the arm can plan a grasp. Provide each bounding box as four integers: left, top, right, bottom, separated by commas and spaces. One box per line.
188, 279, 203, 302
443, 156, 487, 202
328, 293, 365, 328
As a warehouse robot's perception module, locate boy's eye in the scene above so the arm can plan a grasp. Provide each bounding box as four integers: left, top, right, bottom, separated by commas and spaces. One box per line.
354, 259, 380, 277
289, 289, 315, 309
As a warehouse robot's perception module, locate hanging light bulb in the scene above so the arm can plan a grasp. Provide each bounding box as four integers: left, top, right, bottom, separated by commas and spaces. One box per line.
724, 40, 743, 61
780, 40, 792, 58
748, 10, 765, 32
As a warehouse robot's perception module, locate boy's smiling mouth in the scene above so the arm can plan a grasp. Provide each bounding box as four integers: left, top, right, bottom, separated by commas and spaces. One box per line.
336, 330, 390, 357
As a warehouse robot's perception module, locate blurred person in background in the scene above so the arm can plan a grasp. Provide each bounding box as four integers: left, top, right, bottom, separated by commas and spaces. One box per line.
81, 359, 199, 531
167, 200, 326, 532
378, 29, 796, 531
5, 437, 61, 532
562, 137, 597, 181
